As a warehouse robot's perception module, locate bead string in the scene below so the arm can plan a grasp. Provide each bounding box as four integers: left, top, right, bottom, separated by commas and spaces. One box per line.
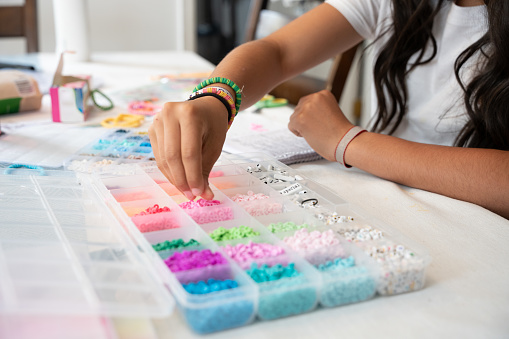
4, 164, 46, 176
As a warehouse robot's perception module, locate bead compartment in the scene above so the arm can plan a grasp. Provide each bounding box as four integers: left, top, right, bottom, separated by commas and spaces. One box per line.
61, 151, 431, 333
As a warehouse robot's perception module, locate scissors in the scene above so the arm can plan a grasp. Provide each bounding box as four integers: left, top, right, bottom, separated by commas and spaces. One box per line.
254, 94, 288, 112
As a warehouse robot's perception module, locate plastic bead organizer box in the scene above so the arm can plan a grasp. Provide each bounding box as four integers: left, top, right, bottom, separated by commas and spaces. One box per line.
0, 129, 431, 335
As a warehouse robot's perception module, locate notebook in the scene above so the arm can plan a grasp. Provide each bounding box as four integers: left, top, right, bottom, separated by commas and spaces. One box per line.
223, 110, 323, 165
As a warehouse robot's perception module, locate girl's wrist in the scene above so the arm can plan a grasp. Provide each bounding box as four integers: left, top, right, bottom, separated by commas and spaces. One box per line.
343, 129, 370, 168
187, 95, 230, 125
334, 125, 367, 168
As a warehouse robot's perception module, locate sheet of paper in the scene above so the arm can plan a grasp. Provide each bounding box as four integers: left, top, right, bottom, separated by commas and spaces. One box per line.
223, 109, 322, 165
0, 121, 105, 168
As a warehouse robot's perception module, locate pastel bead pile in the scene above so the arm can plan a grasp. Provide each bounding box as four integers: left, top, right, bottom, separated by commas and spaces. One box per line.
246, 262, 317, 320
315, 212, 355, 225
319, 263, 376, 307
335, 224, 425, 295
165, 249, 232, 283
164, 249, 227, 272
69, 159, 116, 173
316, 256, 355, 272
133, 204, 171, 217
179, 199, 234, 224
245, 262, 300, 283
242, 201, 283, 216
222, 241, 285, 268
179, 198, 221, 209
362, 242, 426, 295
283, 228, 340, 251
181, 292, 254, 334
231, 191, 270, 202
231, 191, 283, 217
336, 225, 384, 242
131, 207, 178, 233
126, 135, 143, 140
167, 248, 254, 334
119, 141, 137, 147
152, 238, 199, 251
267, 221, 309, 233
209, 226, 260, 242
183, 278, 238, 294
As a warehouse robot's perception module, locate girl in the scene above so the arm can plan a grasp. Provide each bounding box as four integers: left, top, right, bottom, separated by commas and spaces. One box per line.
149, 0, 509, 218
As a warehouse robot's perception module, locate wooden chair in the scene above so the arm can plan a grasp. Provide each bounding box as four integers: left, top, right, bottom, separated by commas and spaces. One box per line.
244, 0, 359, 105
0, 0, 39, 53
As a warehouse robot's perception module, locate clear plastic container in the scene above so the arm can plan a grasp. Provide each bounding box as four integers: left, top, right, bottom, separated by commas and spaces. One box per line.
209, 173, 259, 191
0, 169, 175, 319
247, 254, 319, 320
176, 191, 240, 224
56, 152, 432, 332
275, 226, 379, 308
330, 205, 432, 295
110, 186, 168, 203
141, 227, 258, 334
199, 216, 270, 241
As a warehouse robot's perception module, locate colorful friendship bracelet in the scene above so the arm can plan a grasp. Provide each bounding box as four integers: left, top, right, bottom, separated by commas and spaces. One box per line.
193, 77, 242, 116
188, 88, 235, 127
206, 86, 235, 107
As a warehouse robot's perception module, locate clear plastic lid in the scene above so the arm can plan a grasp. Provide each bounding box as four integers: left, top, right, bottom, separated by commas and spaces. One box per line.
0, 167, 175, 317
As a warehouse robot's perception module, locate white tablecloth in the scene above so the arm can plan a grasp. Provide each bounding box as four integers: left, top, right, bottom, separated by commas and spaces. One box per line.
1, 52, 508, 339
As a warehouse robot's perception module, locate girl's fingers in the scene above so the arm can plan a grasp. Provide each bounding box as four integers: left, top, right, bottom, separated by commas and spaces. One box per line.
162, 111, 194, 200
149, 115, 174, 184
200, 176, 215, 201
180, 116, 205, 198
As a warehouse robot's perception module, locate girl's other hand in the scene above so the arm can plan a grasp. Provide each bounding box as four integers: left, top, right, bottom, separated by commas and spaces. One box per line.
288, 90, 354, 161
148, 96, 229, 201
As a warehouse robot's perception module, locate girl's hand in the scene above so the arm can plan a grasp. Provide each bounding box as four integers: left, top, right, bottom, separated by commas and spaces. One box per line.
148, 96, 229, 200
288, 90, 354, 161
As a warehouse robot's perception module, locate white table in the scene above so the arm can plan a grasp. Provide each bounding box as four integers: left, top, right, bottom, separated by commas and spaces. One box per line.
1, 51, 508, 339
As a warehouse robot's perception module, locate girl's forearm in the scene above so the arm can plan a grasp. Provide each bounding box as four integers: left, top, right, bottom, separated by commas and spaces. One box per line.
207, 3, 362, 110
346, 132, 509, 218
209, 40, 286, 109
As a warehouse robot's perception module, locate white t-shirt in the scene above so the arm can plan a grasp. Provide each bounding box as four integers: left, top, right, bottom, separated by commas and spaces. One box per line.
326, 0, 488, 146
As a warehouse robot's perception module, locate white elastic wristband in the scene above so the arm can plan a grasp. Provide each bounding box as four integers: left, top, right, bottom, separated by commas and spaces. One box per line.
334, 126, 367, 168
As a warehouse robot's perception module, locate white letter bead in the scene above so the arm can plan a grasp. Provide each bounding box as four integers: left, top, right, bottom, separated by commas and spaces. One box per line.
273, 173, 296, 182
279, 183, 303, 195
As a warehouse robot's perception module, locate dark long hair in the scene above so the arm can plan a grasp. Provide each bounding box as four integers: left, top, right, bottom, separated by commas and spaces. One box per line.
371, 0, 509, 150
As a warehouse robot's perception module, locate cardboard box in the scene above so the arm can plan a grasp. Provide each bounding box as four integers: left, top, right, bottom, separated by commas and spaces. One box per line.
50, 53, 91, 122
0, 70, 42, 114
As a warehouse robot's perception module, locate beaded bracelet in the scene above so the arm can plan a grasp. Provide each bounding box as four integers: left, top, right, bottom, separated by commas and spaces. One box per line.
4, 164, 46, 176
189, 87, 237, 127
206, 86, 235, 108
193, 77, 242, 116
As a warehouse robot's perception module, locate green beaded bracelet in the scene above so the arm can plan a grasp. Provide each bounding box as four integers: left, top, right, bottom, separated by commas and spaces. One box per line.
193, 77, 242, 115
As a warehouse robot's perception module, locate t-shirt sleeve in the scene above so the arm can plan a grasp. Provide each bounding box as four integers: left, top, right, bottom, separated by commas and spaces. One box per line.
325, 0, 382, 40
